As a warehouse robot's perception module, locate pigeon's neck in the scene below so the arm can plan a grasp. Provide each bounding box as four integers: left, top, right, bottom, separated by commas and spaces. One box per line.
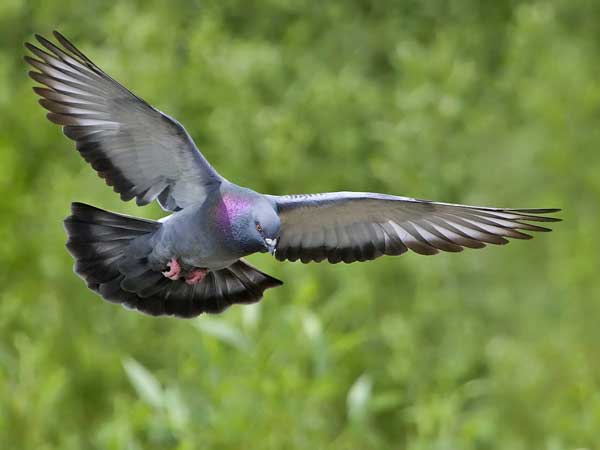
216, 192, 254, 229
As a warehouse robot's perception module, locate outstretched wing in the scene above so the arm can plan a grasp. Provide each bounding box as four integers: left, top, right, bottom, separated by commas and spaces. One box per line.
271, 192, 561, 263
26, 31, 223, 211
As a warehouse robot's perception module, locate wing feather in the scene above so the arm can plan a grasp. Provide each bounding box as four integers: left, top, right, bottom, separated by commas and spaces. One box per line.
26, 31, 223, 211
271, 192, 560, 263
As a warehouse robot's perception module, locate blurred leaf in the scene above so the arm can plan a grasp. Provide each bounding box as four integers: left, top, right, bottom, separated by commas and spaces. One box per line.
301, 310, 323, 341
164, 386, 190, 430
193, 317, 251, 351
122, 358, 163, 410
347, 373, 373, 424
241, 303, 262, 332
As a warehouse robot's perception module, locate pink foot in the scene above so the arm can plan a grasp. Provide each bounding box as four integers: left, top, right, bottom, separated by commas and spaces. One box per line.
162, 258, 182, 280
185, 268, 207, 285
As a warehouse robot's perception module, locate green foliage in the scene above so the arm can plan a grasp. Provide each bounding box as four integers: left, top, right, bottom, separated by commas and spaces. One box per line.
1, 0, 599, 448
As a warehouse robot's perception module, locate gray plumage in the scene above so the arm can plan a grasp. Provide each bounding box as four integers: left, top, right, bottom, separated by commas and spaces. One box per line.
26, 32, 561, 318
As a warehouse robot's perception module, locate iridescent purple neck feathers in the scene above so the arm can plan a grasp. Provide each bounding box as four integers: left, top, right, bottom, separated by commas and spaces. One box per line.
215, 193, 253, 232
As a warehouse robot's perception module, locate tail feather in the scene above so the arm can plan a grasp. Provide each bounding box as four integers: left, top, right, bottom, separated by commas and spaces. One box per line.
64, 202, 283, 318
65, 202, 159, 289
118, 260, 283, 317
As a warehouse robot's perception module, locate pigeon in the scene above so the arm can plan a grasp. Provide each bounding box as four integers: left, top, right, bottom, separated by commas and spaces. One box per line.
25, 31, 561, 318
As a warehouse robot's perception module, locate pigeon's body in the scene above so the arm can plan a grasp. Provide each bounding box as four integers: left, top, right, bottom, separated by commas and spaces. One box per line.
149, 184, 279, 271
26, 32, 561, 317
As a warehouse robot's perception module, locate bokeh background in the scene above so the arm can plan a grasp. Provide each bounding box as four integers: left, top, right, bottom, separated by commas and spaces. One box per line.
1, 0, 599, 449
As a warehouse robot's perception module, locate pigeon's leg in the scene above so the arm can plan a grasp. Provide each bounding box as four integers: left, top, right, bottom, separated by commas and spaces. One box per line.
185, 268, 207, 285
162, 257, 182, 280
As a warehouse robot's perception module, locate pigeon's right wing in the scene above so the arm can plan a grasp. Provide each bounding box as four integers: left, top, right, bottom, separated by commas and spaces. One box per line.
26, 31, 224, 212
271, 192, 561, 263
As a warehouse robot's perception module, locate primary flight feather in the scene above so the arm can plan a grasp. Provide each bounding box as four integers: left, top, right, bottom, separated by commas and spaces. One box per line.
26, 31, 561, 318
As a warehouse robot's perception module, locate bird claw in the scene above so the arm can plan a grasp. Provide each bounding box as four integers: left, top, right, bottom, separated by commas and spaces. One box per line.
162, 259, 206, 284
162, 257, 182, 280
185, 268, 207, 285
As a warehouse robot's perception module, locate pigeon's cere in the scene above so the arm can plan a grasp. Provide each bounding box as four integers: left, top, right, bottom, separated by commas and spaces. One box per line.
26, 31, 561, 318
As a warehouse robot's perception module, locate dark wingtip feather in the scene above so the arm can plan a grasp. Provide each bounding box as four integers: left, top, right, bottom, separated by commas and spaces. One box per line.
52, 31, 73, 50
521, 216, 561, 223
38, 98, 53, 111
24, 41, 38, 52
35, 33, 53, 50
502, 228, 533, 240
32, 86, 47, 96
512, 208, 561, 214
515, 222, 553, 232
28, 70, 42, 82
46, 112, 63, 125
510, 208, 562, 223
52, 30, 97, 67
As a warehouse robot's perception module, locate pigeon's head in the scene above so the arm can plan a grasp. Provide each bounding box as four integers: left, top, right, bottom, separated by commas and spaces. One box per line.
218, 192, 280, 256
250, 197, 280, 255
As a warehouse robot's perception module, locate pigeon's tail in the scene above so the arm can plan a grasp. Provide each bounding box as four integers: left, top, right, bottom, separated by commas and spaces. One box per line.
64, 201, 160, 299
64, 202, 283, 318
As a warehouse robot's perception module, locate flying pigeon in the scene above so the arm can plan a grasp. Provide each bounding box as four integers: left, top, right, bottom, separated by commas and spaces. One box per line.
25, 31, 561, 318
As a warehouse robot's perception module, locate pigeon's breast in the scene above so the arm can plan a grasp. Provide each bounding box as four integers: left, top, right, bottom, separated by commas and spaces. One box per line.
149, 203, 249, 269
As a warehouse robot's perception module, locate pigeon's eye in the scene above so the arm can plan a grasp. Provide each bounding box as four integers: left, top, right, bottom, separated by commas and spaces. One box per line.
256, 223, 263, 233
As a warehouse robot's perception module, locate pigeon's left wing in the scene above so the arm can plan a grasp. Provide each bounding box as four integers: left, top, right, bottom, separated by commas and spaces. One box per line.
270, 192, 560, 263
25, 31, 224, 211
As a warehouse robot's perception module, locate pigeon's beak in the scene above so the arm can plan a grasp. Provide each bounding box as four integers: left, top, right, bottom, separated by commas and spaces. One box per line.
264, 238, 277, 256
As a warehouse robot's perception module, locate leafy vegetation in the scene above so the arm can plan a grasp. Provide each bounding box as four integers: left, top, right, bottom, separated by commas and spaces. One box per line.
1, 1, 599, 448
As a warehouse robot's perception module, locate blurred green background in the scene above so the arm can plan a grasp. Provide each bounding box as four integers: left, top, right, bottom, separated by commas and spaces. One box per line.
1, 0, 599, 449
